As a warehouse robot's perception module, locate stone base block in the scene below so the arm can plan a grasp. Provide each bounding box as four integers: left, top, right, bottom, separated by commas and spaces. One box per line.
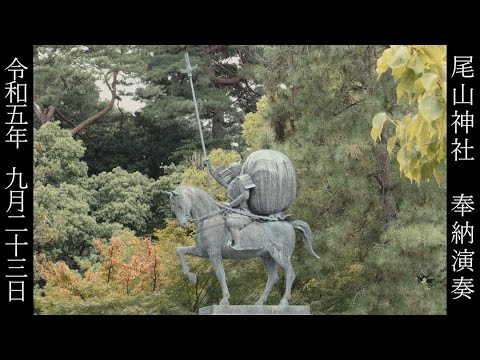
199, 305, 310, 315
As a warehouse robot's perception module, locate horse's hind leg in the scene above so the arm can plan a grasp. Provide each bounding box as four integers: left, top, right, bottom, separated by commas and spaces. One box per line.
281, 260, 295, 306
269, 225, 296, 306
209, 252, 230, 306
272, 255, 295, 306
255, 255, 279, 305
176, 246, 203, 285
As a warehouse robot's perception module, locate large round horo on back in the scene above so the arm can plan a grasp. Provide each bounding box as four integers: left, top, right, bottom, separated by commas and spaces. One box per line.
241, 150, 297, 215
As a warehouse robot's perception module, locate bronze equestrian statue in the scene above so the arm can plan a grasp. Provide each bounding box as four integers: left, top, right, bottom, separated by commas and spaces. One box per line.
168, 150, 319, 306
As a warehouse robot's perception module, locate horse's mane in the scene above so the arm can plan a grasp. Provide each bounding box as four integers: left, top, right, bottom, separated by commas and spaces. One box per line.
176, 185, 218, 212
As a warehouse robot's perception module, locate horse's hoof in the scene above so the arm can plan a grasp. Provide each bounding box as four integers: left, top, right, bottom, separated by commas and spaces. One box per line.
219, 299, 229, 306
187, 273, 197, 285
279, 299, 289, 306
255, 300, 265, 306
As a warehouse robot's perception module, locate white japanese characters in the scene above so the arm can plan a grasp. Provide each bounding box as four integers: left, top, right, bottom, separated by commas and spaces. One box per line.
4, 57, 29, 303
450, 197, 475, 300
5, 58, 28, 149
450, 55, 475, 302
451, 221, 474, 245
451, 56, 474, 79
5, 167, 29, 301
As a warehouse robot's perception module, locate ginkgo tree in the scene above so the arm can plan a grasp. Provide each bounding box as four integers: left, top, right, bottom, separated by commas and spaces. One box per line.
371, 45, 446, 184
243, 96, 275, 150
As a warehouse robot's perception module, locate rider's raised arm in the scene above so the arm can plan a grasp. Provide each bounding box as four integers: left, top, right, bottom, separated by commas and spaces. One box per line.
205, 161, 229, 188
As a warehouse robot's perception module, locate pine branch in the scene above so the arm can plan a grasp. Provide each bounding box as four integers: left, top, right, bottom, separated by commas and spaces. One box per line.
71, 70, 119, 136
210, 64, 242, 85
55, 109, 77, 127
333, 99, 365, 117
242, 80, 262, 97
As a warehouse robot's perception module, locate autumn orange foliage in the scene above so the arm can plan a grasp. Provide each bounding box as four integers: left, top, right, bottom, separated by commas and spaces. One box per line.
35, 221, 204, 314
35, 230, 164, 313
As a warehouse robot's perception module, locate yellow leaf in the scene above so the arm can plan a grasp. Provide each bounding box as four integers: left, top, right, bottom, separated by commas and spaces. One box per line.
421, 73, 439, 92
387, 46, 411, 69
377, 48, 393, 78
387, 136, 397, 156
396, 84, 405, 102
396, 148, 407, 172
420, 45, 446, 64
419, 95, 443, 121
414, 78, 425, 100
392, 65, 407, 79
371, 128, 380, 142
407, 53, 425, 74
371, 112, 387, 141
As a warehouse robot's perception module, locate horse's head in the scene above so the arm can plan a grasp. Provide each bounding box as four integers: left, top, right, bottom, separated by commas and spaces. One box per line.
169, 188, 193, 229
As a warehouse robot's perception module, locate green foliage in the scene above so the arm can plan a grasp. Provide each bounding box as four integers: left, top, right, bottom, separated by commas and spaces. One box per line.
136, 45, 254, 153
34, 45, 259, 178
33, 122, 110, 264
34, 48, 100, 124
34, 182, 110, 264
87, 167, 156, 234
34, 122, 88, 186
81, 110, 200, 179
34, 46, 146, 127
33, 122, 172, 266
372, 45, 447, 184
352, 183, 446, 314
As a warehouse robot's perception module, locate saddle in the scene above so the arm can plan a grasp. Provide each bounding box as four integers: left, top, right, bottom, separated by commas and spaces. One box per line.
225, 210, 253, 230
225, 211, 293, 251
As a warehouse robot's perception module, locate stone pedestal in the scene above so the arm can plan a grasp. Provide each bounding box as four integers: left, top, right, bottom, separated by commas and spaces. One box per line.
199, 305, 310, 315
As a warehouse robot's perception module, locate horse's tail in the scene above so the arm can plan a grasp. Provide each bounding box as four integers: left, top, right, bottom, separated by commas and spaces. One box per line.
290, 220, 320, 259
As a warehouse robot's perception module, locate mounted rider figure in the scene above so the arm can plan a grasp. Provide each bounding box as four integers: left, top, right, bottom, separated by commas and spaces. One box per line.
205, 159, 255, 250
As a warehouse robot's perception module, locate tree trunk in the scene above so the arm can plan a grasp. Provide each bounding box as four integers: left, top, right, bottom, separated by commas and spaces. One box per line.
34, 104, 56, 124
212, 109, 225, 147
374, 129, 398, 222
362, 47, 397, 223
273, 118, 285, 142
71, 71, 119, 136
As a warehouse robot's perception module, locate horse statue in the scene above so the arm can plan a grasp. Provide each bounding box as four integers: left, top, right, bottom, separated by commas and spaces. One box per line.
168, 185, 319, 306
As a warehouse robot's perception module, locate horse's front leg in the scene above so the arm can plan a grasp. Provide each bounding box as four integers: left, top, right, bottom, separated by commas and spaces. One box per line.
209, 252, 230, 305
176, 246, 203, 285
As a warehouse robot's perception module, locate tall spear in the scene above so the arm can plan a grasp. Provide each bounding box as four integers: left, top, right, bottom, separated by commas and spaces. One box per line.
182, 52, 214, 196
